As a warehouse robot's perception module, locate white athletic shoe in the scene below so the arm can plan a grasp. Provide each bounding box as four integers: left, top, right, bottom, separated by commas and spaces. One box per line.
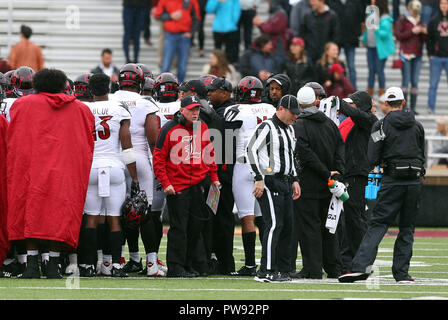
157, 259, 168, 274
147, 262, 166, 277
100, 261, 112, 276
65, 264, 79, 275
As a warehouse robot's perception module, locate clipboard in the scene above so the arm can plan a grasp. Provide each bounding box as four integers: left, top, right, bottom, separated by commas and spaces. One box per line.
206, 185, 221, 215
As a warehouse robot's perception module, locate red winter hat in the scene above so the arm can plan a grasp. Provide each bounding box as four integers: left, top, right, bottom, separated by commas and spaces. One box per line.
328, 63, 345, 74
291, 37, 305, 48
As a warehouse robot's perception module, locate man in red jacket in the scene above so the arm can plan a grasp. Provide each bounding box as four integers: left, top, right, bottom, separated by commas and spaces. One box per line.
153, 94, 220, 277
6, 68, 94, 279
0, 109, 8, 274
154, 0, 201, 82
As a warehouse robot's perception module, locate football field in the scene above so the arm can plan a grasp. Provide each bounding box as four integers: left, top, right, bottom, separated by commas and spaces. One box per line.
1, 227, 448, 301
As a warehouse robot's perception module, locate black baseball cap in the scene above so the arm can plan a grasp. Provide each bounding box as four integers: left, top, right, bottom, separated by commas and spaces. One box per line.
207, 77, 233, 92
278, 94, 300, 114
180, 94, 202, 110
178, 79, 207, 97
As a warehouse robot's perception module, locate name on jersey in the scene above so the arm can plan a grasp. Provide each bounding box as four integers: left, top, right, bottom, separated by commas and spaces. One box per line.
92, 107, 110, 115
250, 106, 271, 114
159, 106, 173, 114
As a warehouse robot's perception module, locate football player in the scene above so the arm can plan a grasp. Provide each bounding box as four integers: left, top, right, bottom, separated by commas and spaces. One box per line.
109, 64, 160, 276
224, 76, 277, 276
80, 73, 141, 277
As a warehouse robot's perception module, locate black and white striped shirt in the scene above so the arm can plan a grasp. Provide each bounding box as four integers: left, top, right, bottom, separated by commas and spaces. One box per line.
246, 114, 298, 182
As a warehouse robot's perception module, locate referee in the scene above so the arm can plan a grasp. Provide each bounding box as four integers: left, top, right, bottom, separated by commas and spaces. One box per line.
246, 94, 301, 283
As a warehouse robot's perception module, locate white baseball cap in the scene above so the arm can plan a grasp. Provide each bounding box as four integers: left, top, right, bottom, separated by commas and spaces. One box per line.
385, 87, 404, 101
297, 86, 316, 105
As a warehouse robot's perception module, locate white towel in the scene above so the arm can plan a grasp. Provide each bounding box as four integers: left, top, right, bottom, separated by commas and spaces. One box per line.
325, 195, 343, 234
98, 167, 110, 197
319, 97, 340, 126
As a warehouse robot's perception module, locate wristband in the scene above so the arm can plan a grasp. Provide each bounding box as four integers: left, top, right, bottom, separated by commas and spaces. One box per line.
122, 148, 136, 164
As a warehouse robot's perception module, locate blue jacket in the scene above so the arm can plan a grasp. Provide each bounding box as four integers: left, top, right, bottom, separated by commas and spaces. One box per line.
363, 14, 395, 60
206, 0, 241, 33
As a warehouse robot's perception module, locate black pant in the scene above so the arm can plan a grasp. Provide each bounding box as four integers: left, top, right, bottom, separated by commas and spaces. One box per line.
213, 31, 240, 64
351, 183, 422, 281
339, 176, 368, 272
257, 176, 293, 273
212, 180, 235, 273
238, 9, 256, 51
166, 184, 207, 272
295, 196, 342, 278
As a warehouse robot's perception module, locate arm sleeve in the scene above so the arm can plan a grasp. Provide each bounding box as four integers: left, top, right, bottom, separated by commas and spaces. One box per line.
426, 19, 436, 56
338, 98, 377, 130
246, 122, 271, 181
205, 0, 218, 14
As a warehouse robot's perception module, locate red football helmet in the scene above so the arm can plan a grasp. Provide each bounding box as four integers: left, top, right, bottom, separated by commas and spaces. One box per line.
119, 63, 145, 91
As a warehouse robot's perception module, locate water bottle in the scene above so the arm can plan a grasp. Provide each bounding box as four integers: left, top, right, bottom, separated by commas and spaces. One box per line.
328, 179, 349, 202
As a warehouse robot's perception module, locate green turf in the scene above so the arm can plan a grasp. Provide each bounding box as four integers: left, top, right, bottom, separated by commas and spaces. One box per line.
1, 228, 448, 300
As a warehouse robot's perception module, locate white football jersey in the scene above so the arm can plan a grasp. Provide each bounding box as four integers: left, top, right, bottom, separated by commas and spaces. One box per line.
155, 100, 181, 130
86, 100, 132, 169
109, 90, 159, 154
224, 103, 276, 161
0, 98, 17, 122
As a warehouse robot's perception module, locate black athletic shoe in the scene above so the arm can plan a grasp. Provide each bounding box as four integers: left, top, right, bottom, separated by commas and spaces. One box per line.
46, 257, 63, 279
79, 265, 96, 277
123, 259, 143, 273
254, 269, 268, 282
166, 269, 198, 278
264, 271, 291, 283
18, 256, 41, 279
111, 266, 129, 278
231, 265, 257, 276
338, 272, 371, 283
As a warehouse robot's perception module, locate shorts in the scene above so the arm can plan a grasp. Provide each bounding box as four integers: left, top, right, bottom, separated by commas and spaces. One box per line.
84, 167, 126, 217
125, 151, 154, 204
232, 163, 262, 219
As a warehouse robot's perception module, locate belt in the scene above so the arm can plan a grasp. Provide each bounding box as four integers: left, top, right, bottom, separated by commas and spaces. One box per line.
273, 173, 292, 182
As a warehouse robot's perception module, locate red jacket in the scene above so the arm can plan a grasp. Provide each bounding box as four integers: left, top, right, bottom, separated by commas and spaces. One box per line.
395, 15, 426, 57
154, 0, 201, 34
0, 116, 9, 266
7, 93, 94, 248
153, 116, 218, 193
325, 75, 355, 100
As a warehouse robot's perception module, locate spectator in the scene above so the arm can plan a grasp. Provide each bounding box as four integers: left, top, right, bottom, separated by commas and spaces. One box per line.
293, 86, 345, 279
202, 49, 240, 87
253, 0, 290, 65
281, 36, 315, 95
143, 0, 153, 45
395, 0, 427, 115
421, 0, 439, 26
299, 0, 340, 65
122, 0, 148, 63
290, 0, 312, 37
155, 0, 201, 83
6, 68, 94, 279
90, 48, 120, 93
206, 0, 241, 65
327, 0, 364, 90
239, 0, 260, 51
324, 63, 355, 99
196, 0, 208, 57
392, 0, 411, 25
315, 42, 346, 86
362, 0, 395, 98
239, 34, 279, 81
0, 49, 12, 74
8, 25, 44, 72
427, 0, 448, 114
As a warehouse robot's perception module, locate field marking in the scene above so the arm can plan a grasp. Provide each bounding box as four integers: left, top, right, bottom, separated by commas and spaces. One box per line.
1, 286, 448, 296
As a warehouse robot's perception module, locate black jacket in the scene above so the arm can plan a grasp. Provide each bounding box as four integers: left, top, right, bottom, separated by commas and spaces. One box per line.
211, 98, 237, 184
427, 10, 448, 57
281, 57, 315, 96
294, 107, 345, 199
298, 6, 340, 63
368, 109, 425, 184
91, 65, 120, 93
326, 0, 364, 48
338, 94, 378, 178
